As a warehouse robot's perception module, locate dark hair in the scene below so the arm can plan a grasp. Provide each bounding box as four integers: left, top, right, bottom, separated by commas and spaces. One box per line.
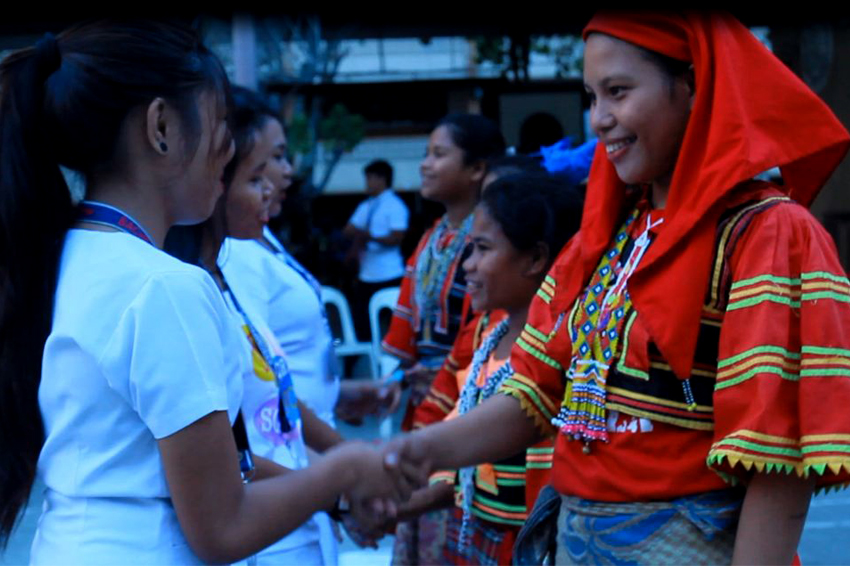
635, 45, 691, 80
485, 154, 546, 181
222, 86, 278, 188
435, 113, 506, 166
166, 86, 275, 267
364, 159, 393, 187
0, 21, 229, 542
479, 172, 583, 269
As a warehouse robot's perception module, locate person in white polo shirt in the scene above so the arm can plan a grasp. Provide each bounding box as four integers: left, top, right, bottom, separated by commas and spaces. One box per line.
345, 159, 410, 341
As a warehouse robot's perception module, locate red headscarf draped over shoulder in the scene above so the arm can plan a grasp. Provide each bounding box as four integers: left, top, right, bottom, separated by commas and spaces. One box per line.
550, 12, 850, 379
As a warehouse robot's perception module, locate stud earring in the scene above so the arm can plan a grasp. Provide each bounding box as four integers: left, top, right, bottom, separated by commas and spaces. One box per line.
159, 141, 168, 153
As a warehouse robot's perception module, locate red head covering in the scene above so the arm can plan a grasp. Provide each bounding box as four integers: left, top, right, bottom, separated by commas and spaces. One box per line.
551, 12, 850, 378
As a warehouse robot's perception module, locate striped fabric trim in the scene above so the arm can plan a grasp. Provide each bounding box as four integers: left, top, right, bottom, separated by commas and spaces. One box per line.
516, 336, 563, 371
428, 388, 457, 409
715, 345, 801, 390
470, 493, 528, 525
606, 402, 714, 431
443, 353, 461, 373
544, 274, 557, 288
801, 434, 850, 476
614, 311, 651, 381
539, 280, 556, 302
727, 271, 850, 312
716, 345, 850, 390
471, 507, 527, 527
800, 346, 850, 379
380, 340, 415, 361
708, 429, 850, 479
526, 446, 554, 469
430, 470, 457, 485
607, 386, 712, 413
500, 373, 558, 436
708, 196, 791, 308
523, 323, 553, 345
391, 305, 414, 324
422, 392, 454, 417
536, 287, 553, 304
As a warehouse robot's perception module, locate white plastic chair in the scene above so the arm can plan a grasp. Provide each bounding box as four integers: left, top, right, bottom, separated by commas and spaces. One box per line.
368, 286, 401, 439
368, 286, 401, 380
321, 286, 373, 377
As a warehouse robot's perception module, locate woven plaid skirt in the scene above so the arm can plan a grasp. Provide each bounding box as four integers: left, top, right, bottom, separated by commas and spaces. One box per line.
442, 506, 519, 566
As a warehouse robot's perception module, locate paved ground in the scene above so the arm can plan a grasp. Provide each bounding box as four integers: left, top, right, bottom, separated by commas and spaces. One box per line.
3, 403, 848, 565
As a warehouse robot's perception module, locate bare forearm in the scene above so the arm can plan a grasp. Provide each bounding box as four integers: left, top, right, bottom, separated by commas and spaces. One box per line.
209, 450, 355, 563
160, 413, 357, 565
732, 472, 815, 565
413, 394, 541, 471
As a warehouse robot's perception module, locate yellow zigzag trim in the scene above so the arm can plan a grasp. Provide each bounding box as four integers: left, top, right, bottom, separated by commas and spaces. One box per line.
503, 381, 558, 437
708, 450, 850, 480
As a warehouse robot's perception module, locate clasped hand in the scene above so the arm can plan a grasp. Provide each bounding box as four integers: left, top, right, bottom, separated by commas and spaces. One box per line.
337, 434, 431, 543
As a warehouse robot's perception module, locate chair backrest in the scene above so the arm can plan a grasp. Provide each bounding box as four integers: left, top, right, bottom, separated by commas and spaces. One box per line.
321, 285, 359, 348
368, 286, 401, 379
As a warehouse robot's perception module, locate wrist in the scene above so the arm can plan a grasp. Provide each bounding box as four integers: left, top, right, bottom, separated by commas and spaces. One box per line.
323, 443, 361, 495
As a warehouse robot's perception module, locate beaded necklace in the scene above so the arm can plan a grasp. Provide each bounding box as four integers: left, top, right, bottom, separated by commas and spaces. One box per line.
413, 214, 473, 333
456, 315, 514, 551
551, 208, 664, 449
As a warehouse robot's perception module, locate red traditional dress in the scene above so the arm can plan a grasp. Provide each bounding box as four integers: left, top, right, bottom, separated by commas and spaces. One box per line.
502, 12, 850, 565
383, 214, 476, 565
415, 312, 554, 566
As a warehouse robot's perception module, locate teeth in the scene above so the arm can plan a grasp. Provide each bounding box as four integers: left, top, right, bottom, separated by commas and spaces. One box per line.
606, 138, 634, 153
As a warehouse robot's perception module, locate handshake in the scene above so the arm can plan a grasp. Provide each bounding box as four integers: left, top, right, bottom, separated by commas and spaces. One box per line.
325, 433, 433, 547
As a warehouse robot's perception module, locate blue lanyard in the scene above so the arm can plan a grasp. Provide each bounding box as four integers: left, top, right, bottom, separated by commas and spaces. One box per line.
282, 251, 323, 302
77, 201, 154, 245
219, 274, 299, 434
263, 231, 323, 302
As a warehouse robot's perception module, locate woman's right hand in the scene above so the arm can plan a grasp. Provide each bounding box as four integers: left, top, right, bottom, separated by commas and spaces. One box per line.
329, 440, 425, 507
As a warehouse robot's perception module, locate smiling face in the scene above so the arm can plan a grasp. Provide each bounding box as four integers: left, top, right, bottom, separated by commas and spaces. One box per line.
258, 118, 293, 219
584, 33, 693, 200
225, 131, 274, 240
420, 125, 481, 205
463, 205, 540, 314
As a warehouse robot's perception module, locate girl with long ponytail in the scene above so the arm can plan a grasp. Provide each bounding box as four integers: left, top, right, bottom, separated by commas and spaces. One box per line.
0, 21, 419, 565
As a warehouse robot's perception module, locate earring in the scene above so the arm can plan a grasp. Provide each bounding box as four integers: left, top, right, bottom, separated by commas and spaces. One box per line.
159, 141, 168, 153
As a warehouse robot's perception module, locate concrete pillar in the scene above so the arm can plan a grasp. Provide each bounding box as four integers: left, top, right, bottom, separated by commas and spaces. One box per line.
232, 14, 257, 89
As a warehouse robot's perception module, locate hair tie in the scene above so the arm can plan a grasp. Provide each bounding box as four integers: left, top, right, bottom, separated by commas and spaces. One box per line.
34, 32, 61, 77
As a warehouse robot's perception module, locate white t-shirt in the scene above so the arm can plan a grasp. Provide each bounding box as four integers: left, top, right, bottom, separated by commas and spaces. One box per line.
32, 229, 246, 566
221, 233, 339, 426
219, 262, 323, 559
348, 189, 409, 283
220, 235, 339, 565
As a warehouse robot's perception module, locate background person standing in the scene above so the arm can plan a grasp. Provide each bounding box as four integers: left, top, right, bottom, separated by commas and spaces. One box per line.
345, 159, 410, 341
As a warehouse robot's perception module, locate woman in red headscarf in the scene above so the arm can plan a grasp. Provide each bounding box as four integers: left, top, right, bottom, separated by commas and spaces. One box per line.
385, 11, 850, 565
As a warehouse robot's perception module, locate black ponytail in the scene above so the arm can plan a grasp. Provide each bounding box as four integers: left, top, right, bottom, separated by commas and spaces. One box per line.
0, 33, 74, 543
0, 21, 230, 542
